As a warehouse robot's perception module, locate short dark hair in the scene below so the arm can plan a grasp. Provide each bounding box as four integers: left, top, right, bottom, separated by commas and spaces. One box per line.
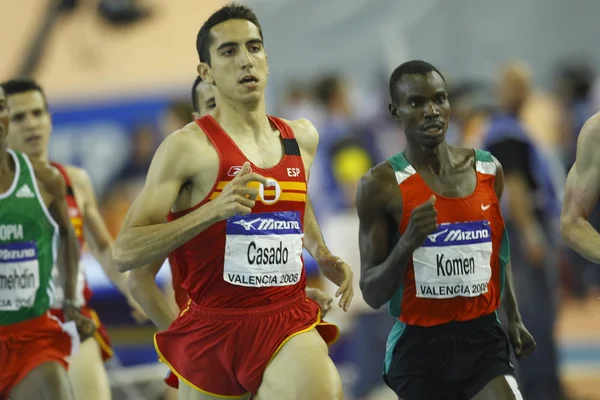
192, 76, 204, 112
389, 60, 445, 102
1, 78, 48, 109
196, 3, 263, 65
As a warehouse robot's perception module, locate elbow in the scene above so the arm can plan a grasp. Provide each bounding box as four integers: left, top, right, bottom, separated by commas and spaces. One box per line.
559, 213, 578, 246
359, 278, 385, 310
112, 243, 135, 273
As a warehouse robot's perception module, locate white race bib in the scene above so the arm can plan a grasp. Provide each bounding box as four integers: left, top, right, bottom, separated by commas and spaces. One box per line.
224, 211, 304, 287
412, 220, 493, 299
0, 241, 40, 310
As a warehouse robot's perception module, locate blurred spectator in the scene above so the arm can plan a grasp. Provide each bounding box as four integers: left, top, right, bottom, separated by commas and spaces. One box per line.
484, 61, 564, 400
446, 81, 493, 147
160, 99, 194, 137
102, 123, 158, 236
554, 58, 597, 168
279, 81, 323, 126
309, 73, 381, 219
320, 138, 394, 400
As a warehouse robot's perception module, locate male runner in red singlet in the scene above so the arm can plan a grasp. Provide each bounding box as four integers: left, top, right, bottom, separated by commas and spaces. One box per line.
0, 86, 95, 400
114, 3, 353, 400
1, 78, 147, 400
134, 77, 335, 397
561, 112, 600, 262
356, 60, 536, 399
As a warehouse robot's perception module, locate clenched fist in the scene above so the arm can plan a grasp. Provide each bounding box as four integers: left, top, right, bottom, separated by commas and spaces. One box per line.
405, 195, 438, 249
210, 162, 268, 220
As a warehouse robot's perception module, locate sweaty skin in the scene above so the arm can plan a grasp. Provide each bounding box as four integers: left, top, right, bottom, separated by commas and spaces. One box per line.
561, 112, 600, 263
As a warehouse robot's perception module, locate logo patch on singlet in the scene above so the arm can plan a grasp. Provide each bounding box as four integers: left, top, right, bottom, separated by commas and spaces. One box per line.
223, 211, 304, 287
412, 220, 493, 299
0, 241, 40, 310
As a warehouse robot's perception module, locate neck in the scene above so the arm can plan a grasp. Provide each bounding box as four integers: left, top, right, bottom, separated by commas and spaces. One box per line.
0, 148, 12, 176
404, 140, 451, 175
213, 93, 270, 139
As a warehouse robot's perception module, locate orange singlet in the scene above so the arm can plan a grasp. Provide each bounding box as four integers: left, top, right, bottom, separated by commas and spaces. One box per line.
384, 149, 509, 371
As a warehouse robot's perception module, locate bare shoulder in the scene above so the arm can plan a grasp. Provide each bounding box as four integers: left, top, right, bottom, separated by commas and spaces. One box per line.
64, 164, 91, 188
152, 122, 212, 177
281, 118, 319, 154
578, 112, 600, 148
31, 160, 65, 198
357, 161, 397, 207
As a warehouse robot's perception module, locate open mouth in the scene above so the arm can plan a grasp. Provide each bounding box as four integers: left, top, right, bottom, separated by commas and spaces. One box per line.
239, 75, 259, 88
25, 136, 42, 144
422, 123, 444, 136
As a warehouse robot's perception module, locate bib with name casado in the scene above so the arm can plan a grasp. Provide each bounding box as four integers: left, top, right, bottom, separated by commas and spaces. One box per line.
224, 211, 304, 287
412, 220, 492, 299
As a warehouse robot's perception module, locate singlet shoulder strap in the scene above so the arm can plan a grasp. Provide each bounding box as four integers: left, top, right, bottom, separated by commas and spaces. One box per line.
268, 116, 301, 156
50, 161, 74, 192
387, 152, 417, 185
474, 149, 497, 176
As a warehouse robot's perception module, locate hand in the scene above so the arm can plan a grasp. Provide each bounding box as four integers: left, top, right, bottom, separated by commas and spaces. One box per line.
404, 195, 438, 249
316, 254, 353, 311
507, 319, 536, 360
305, 287, 333, 317
63, 306, 96, 341
210, 162, 268, 220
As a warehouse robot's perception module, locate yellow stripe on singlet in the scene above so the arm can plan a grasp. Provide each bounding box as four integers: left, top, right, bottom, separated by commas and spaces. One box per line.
215, 180, 307, 192
208, 191, 306, 203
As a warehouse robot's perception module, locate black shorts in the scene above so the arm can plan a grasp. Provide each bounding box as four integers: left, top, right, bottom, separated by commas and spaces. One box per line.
383, 312, 514, 400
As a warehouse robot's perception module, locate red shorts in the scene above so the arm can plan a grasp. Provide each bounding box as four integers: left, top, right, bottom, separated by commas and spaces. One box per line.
155, 291, 340, 397
0, 313, 76, 399
50, 305, 113, 361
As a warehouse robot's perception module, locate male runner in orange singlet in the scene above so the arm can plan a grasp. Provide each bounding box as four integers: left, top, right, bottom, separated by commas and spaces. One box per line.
1, 78, 147, 400
357, 60, 536, 399
114, 3, 353, 400
561, 112, 600, 262
0, 86, 95, 400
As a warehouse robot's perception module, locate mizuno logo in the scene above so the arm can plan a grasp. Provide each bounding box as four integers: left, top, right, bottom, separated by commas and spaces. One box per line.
427, 229, 448, 243
444, 229, 489, 242
233, 217, 300, 231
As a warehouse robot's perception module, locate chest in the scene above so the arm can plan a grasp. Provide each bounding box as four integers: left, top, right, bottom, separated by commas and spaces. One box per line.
417, 167, 477, 198
234, 135, 285, 170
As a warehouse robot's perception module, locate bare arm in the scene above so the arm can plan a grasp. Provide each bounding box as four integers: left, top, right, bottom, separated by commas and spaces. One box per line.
492, 158, 522, 323
128, 260, 177, 331
290, 118, 330, 259
560, 114, 600, 262
357, 166, 415, 309
113, 131, 220, 271
40, 167, 80, 302
75, 168, 131, 296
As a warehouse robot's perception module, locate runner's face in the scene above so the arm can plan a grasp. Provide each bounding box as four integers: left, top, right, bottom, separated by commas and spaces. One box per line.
0, 88, 9, 148
6, 90, 52, 160
201, 19, 268, 105
390, 72, 450, 149
193, 82, 216, 118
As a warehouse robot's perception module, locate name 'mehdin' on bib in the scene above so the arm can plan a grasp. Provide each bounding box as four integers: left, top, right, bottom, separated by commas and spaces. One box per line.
0, 240, 40, 310
412, 220, 493, 299
224, 211, 304, 287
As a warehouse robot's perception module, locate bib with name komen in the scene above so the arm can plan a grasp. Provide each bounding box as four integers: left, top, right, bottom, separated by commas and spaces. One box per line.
413, 220, 492, 299
224, 211, 304, 288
